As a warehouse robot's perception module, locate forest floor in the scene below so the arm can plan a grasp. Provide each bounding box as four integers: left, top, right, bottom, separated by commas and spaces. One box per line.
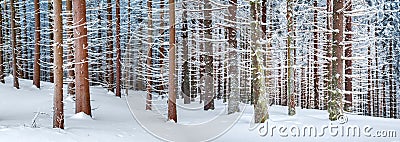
0, 75, 399, 142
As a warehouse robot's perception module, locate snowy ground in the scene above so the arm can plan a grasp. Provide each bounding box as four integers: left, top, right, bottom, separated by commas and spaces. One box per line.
1, 76, 399, 142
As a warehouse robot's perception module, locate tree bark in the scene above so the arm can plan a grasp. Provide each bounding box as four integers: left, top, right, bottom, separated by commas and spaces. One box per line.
52, 0, 64, 129
107, 0, 114, 92
115, 0, 121, 97
48, 0, 54, 83
73, 0, 91, 116
287, 0, 295, 116
66, 0, 75, 95
329, 0, 344, 121
33, 0, 40, 88
227, 0, 239, 114
313, 0, 319, 109
146, 0, 153, 110
204, 0, 214, 110
11, 0, 19, 89
168, 0, 177, 122
181, 1, 190, 104
344, 0, 352, 111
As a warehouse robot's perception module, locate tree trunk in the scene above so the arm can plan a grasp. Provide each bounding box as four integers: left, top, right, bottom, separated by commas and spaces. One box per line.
52, 0, 64, 129
329, 0, 344, 121
181, 1, 190, 104
204, 0, 214, 111
158, 0, 165, 96
115, 0, 121, 97
73, 0, 91, 116
66, 0, 75, 95
107, 0, 114, 93
146, 0, 153, 110
11, 0, 19, 89
287, 0, 295, 116
227, 0, 239, 114
33, 0, 40, 88
48, 0, 54, 83
344, 0, 352, 111
251, 0, 269, 123
313, 0, 319, 109
168, 0, 177, 122
324, 0, 333, 111
125, 0, 131, 95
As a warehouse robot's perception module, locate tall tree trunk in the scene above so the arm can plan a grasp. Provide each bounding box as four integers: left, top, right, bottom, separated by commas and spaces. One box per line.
168, 0, 177, 122
287, 0, 295, 116
204, 0, 214, 110
181, 1, 190, 104
313, 0, 319, 109
158, 0, 165, 96
73, 0, 91, 116
329, 0, 344, 121
11, 0, 19, 89
125, 0, 131, 95
115, 0, 121, 97
389, 40, 394, 118
344, 0, 352, 111
227, 0, 239, 114
146, 0, 153, 110
0, 4, 4, 84
33, 0, 40, 88
367, 20, 372, 116
22, 0, 28, 79
48, 0, 54, 83
324, 0, 333, 110
53, 0, 64, 129
251, 0, 269, 123
107, 0, 114, 92
66, 0, 75, 95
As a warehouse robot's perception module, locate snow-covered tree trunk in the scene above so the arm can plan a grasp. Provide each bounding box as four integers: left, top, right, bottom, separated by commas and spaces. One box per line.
204, 0, 214, 111
106, 0, 114, 93
286, 0, 295, 116
181, 1, 190, 104
73, 0, 91, 116
66, 0, 75, 96
324, 0, 333, 110
313, 0, 319, 109
328, 0, 344, 121
251, 0, 268, 123
227, 0, 239, 114
344, 0, 352, 111
168, 0, 177, 122
146, 0, 153, 110
48, 0, 54, 83
52, 0, 64, 129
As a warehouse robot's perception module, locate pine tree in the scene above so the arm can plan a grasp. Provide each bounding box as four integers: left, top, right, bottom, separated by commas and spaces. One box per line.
106, 0, 114, 93
181, 1, 190, 104
53, 0, 64, 129
344, 0, 352, 111
73, 0, 91, 116
313, 0, 319, 109
48, 0, 54, 83
146, 0, 153, 110
167, 0, 177, 122
33, 0, 40, 88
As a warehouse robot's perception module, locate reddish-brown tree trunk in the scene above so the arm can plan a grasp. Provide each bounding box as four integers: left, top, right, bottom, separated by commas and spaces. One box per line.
52, 0, 64, 129
66, 0, 75, 96
33, 0, 40, 88
115, 0, 121, 97
168, 0, 177, 122
73, 0, 91, 116
11, 0, 19, 89
107, 0, 114, 92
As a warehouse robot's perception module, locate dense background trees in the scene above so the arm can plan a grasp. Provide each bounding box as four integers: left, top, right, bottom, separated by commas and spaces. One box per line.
0, 0, 399, 128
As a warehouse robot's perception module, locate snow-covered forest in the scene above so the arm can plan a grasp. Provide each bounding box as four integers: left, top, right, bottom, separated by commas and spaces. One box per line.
0, 0, 399, 141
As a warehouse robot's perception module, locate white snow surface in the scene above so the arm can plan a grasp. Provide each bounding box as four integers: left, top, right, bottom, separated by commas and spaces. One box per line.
0, 76, 399, 142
